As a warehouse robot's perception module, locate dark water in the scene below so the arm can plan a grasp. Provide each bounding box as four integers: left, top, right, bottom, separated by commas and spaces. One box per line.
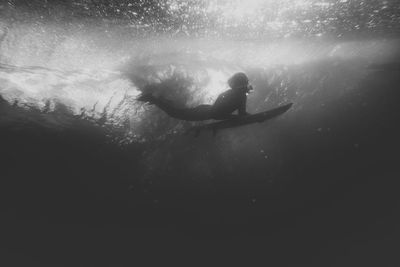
1, 1, 400, 266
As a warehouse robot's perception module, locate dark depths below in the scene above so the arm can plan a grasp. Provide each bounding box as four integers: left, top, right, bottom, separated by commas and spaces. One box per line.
1, 70, 400, 266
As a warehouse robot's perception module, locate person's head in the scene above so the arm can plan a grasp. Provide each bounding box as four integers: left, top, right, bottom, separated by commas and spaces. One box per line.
228, 72, 251, 92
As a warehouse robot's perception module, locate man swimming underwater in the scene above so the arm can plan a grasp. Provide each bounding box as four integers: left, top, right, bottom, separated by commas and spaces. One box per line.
137, 72, 252, 121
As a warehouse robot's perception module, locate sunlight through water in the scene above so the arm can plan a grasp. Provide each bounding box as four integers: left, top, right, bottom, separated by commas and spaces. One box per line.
0, 0, 399, 143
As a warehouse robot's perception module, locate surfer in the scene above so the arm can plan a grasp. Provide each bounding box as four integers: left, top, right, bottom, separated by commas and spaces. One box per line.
137, 72, 252, 121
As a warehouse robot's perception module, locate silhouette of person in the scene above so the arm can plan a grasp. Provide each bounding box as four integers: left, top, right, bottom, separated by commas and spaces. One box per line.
137, 72, 252, 121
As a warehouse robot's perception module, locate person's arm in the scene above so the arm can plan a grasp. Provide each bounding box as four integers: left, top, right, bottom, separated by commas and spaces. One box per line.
238, 94, 249, 116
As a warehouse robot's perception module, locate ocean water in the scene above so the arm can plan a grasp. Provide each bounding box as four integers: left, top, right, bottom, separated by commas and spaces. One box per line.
1, 1, 400, 266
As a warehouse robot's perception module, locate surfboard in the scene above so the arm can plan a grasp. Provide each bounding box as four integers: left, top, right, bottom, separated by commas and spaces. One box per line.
186, 103, 293, 136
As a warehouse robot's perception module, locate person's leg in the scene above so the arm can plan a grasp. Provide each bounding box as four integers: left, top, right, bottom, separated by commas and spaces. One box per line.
137, 94, 213, 121
184, 105, 214, 121
137, 93, 182, 117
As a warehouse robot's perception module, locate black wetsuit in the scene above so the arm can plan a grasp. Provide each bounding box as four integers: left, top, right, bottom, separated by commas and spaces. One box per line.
142, 87, 249, 121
